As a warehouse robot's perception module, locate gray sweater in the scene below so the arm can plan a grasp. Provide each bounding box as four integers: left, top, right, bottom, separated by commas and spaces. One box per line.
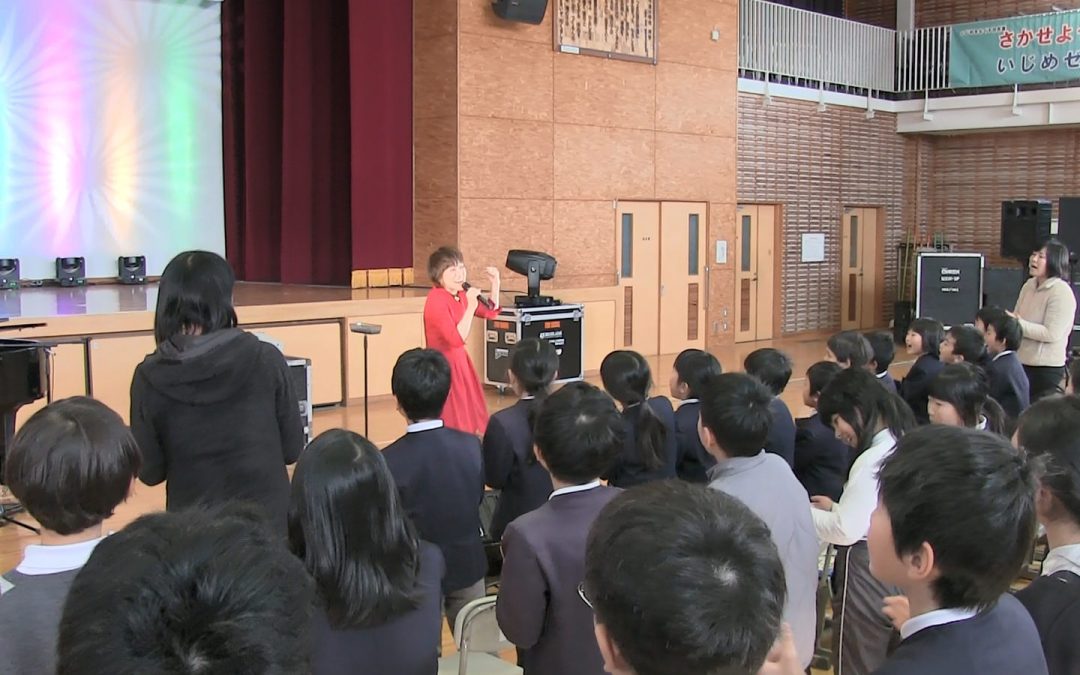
0, 568, 81, 675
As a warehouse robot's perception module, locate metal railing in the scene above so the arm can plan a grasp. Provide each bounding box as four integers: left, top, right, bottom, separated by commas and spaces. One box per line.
896, 26, 951, 92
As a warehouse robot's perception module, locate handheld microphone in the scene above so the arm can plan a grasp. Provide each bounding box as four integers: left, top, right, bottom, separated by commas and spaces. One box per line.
462, 282, 495, 310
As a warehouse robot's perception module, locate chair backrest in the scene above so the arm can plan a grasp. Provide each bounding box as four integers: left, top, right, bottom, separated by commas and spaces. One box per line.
454, 595, 514, 670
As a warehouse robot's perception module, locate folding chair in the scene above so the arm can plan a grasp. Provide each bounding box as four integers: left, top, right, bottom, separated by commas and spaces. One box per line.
812, 543, 837, 671
437, 596, 523, 675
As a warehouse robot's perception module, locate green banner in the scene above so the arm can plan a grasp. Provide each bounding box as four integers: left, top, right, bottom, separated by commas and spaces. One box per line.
950, 11, 1080, 87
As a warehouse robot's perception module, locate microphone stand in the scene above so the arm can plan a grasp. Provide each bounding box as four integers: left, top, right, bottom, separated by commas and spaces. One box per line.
349, 322, 383, 438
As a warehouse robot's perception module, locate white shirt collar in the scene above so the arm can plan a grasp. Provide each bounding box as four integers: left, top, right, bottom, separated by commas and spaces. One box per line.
1043, 543, 1080, 576
549, 480, 601, 500
875, 371, 888, 379
406, 419, 444, 433
975, 416, 988, 431
521, 395, 535, 401
870, 427, 895, 448
991, 350, 1015, 361
16, 536, 107, 576
900, 606, 980, 640
680, 398, 700, 405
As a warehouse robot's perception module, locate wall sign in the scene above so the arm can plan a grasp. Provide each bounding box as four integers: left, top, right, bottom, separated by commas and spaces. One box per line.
555, 0, 657, 63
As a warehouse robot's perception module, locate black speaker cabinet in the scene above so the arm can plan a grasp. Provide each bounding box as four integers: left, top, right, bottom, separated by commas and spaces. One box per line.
1057, 197, 1080, 263
0, 258, 18, 290
1001, 200, 1052, 261
55, 257, 86, 287
118, 256, 147, 285
492, 0, 548, 24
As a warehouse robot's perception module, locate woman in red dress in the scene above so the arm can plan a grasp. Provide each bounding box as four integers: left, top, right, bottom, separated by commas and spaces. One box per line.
423, 247, 501, 435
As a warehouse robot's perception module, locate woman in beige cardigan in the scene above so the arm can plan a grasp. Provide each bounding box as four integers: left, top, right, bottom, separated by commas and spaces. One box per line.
1010, 239, 1077, 401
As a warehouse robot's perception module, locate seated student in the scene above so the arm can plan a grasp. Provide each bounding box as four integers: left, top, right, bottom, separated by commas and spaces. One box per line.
974, 306, 997, 336
483, 338, 557, 541
497, 382, 624, 675
668, 348, 723, 483
599, 351, 677, 487
826, 330, 875, 371
289, 429, 445, 675
699, 373, 819, 670
868, 426, 1047, 675
56, 504, 314, 675
982, 308, 1031, 420
813, 369, 916, 675
794, 361, 849, 501
928, 362, 1008, 435
583, 481, 787, 675
939, 324, 987, 365
0, 398, 141, 675
744, 348, 797, 467
383, 348, 486, 632
865, 331, 899, 393
900, 317, 945, 424
1014, 396, 1080, 675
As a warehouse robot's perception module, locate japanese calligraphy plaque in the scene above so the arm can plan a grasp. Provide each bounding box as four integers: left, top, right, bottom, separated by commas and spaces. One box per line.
555, 0, 657, 63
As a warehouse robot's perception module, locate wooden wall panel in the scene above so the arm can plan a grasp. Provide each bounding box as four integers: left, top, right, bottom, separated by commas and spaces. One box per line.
845, 0, 1062, 28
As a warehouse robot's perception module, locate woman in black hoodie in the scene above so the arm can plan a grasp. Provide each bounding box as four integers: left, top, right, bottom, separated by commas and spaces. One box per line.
130, 251, 304, 532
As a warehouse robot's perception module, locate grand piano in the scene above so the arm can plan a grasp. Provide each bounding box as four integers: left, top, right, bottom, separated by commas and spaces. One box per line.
0, 336, 49, 531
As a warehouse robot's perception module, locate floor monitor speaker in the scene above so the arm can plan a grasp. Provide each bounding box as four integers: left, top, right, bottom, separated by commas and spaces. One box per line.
492, 0, 548, 24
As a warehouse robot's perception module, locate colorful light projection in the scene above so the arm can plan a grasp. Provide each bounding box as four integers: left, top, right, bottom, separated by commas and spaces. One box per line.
0, 0, 223, 281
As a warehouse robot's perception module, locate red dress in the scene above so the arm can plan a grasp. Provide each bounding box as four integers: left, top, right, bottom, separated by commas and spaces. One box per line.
423, 287, 499, 435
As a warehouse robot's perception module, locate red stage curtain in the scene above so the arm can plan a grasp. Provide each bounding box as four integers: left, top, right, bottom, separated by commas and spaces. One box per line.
222, 0, 412, 285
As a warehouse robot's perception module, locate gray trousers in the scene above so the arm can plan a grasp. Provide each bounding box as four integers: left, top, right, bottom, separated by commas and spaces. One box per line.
444, 579, 486, 638
832, 542, 900, 675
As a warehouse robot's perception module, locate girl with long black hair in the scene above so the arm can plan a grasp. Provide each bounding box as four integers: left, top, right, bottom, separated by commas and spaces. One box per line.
599, 350, 677, 487
927, 362, 1008, 435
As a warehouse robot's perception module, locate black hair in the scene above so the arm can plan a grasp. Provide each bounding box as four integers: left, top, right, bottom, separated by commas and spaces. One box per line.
818, 369, 916, 454
584, 482, 785, 675
907, 317, 944, 358
878, 426, 1036, 610
511, 338, 559, 427
945, 325, 986, 364
743, 348, 793, 397
57, 503, 314, 675
699, 373, 773, 458
828, 331, 874, 370
1017, 395, 1080, 526
288, 429, 421, 629
4, 397, 141, 535
600, 351, 666, 471
928, 363, 1007, 434
975, 306, 1000, 329
864, 331, 896, 374
154, 251, 238, 345
807, 361, 844, 397
533, 382, 625, 484
391, 348, 451, 421
427, 246, 464, 285
981, 308, 1023, 352
1040, 238, 1071, 282
672, 348, 723, 399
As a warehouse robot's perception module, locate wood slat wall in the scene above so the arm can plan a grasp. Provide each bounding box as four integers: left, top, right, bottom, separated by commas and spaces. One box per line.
737, 93, 907, 333
845, 0, 1063, 28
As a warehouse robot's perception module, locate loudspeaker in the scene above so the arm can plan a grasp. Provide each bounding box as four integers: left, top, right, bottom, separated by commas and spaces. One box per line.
983, 267, 1025, 310
55, 257, 86, 287
0, 258, 18, 290
1001, 200, 1052, 261
492, 0, 548, 24
1057, 197, 1080, 264
118, 256, 147, 285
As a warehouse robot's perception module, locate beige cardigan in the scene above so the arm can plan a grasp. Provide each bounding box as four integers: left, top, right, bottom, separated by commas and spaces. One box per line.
1014, 276, 1077, 367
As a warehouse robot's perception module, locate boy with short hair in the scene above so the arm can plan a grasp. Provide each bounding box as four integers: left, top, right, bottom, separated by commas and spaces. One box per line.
383, 348, 486, 631
939, 325, 986, 365
743, 348, 796, 467
982, 308, 1031, 420
0, 397, 141, 675
865, 331, 898, 393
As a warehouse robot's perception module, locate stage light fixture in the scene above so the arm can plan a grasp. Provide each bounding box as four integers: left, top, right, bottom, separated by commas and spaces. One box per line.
55, 257, 86, 288
0, 259, 19, 290
118, 256, 147, 285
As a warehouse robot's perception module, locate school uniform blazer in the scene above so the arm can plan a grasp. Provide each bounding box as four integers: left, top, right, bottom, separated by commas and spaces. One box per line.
383, 426, 487, 593
764, 397, 796, 467
673, 400, 716, 483
899, 354, 943, 424
877, 371, 898, 393
874, 594, 1048, 675
496, 485, 621, 675
482, 399, 553, 541
986, 351, 1031, 420
602, 397, 678, 488
793, 413, 847, 501
1015, 571, 1080, 675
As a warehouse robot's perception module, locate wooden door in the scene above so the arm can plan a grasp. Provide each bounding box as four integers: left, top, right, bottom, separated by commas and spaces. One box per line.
659, 202, 708, 355
841, 207, 880, 330
615, 201, 660, 355
735, 204, 776, 343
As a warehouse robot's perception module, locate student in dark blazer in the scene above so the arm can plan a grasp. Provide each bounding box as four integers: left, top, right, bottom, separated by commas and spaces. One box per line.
870, 427, 1047, 675
899, 318, 945, 424
599, 351, 677, 487
483, 339, 557, 541
382, 349, 486, 633
668, 349, 723, 483
1014, 396, 1080, 675
826, 330, 874, 371
982, 308, 1031, 421
744, 348, 796, 467
865, 330, 898, 393
289, 430, 445, 675
497, 382, 624, 675
794, 361, 848, 501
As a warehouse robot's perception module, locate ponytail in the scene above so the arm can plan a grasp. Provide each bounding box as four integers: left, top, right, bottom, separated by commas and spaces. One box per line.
634, 399, 667, 470
601, 350, 667, 470
512, 339, 559, 460
981, 396, 1010, 437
